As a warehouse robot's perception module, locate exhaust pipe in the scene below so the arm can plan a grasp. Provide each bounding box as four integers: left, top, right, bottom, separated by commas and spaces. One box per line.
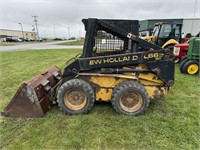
1, 67, 61, 117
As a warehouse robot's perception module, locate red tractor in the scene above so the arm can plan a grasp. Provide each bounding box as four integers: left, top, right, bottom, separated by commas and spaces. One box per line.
173, 43, 189, 63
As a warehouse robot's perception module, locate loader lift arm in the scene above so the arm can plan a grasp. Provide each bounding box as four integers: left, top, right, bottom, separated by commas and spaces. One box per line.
63, 50, 174, 86
62, 19, 174, 86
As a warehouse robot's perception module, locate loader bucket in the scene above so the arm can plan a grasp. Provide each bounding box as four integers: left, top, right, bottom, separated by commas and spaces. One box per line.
1, 66, 61, 117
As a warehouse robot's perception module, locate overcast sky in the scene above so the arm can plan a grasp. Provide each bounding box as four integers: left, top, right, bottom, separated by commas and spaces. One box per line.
1, 0, 199, 38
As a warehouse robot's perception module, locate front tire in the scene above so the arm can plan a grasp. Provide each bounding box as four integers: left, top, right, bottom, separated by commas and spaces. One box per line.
57, 79, 95, 115
180, 58, 189, 73
111, 81, 150, 115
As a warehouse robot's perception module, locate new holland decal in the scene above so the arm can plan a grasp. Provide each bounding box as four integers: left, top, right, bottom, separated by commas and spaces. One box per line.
89, 52, 164, 65
89, 55, 138, 65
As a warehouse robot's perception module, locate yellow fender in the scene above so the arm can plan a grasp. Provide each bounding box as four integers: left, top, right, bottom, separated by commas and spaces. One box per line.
162, 39, 179, 48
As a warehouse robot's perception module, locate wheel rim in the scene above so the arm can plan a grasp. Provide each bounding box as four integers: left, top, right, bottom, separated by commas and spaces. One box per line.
64, 89, 87, 110
187, 64, 199, 74
119, 90, 143, 113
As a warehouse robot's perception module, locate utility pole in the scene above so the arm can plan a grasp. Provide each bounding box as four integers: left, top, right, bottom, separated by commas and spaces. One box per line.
32, 16, 40, 40
54, 26, 56, 38
18, 23, 24, 39
79, 30, 81, 39
67, 26, 70, 39
32, 25, 36, 39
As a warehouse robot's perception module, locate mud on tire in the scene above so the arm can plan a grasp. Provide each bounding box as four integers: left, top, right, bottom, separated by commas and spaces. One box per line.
111, 81, 150, 115
57, 79, 95, 115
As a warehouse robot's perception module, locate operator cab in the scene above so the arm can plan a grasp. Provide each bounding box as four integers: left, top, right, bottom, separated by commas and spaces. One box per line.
152, 22, 182, 47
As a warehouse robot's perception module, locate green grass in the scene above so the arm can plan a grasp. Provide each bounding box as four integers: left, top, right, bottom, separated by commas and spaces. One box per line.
0, 49, 199, 149
57, 39, 84, 45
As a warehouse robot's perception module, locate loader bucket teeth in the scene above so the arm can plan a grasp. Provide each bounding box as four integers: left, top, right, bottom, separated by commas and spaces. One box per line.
1, 67, 61, 117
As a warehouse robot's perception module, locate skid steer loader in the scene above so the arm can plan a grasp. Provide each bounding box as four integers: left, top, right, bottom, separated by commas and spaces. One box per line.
1, 18, 175, 117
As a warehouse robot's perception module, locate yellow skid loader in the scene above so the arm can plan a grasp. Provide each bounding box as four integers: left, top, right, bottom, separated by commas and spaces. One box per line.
2, 18, 175, 117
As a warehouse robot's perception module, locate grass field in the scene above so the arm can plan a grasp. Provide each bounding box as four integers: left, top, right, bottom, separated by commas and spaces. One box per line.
57, 39, 84, 45
0, 49, 199, 150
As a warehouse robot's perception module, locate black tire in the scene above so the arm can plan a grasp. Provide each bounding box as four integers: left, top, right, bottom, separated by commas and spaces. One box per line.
182, 60, 199, 75
180, 58, 189, 73
57, 79, 95, 115
165, 45, 174, 53
111, 81, 150, 115
180, 55, 188, 63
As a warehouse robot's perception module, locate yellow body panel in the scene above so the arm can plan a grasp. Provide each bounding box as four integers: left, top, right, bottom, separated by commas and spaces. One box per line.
77, 72, 167, 102
90, 75, 126, 88
78, 73, 137, 101
145, 86, 166, 100
138, 73, 163, 85
90, 75, 126, 101
145, 86, 159, 99
95, 88, 112, 101
89, 74, 129, 101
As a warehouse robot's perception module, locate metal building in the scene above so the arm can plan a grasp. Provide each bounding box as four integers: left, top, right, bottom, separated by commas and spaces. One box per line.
0, 29, 37, 41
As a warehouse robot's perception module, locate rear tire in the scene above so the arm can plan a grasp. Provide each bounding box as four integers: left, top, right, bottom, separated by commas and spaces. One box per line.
111, 81, 150, 115
57, 79, 95, 115
182, 60, 199, 75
